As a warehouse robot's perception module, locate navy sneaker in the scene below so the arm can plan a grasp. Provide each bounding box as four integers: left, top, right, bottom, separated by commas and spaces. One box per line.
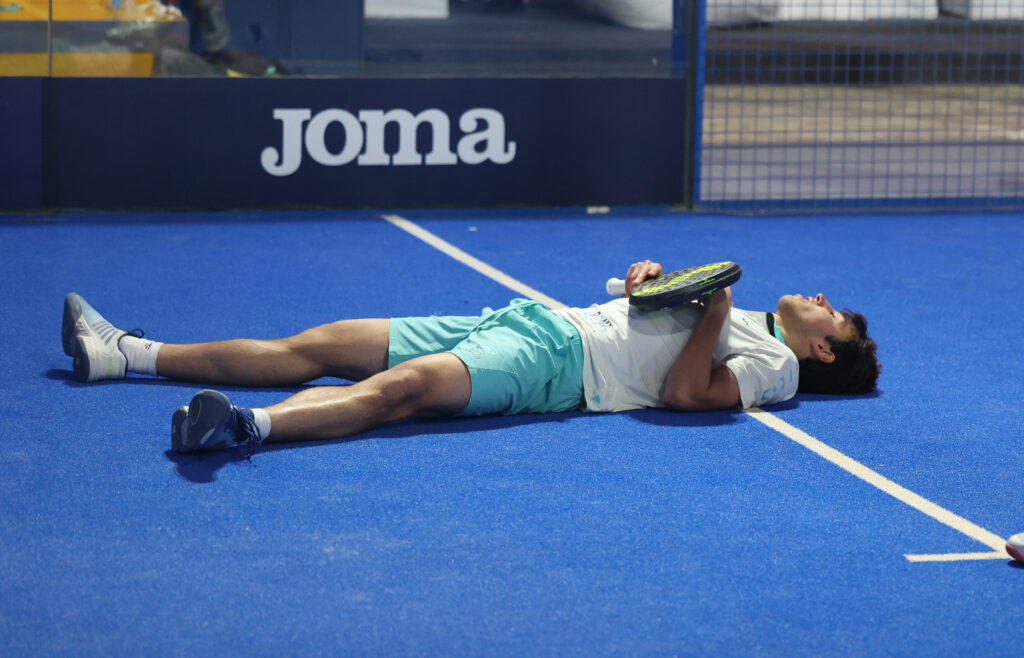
171, 389, 263, 455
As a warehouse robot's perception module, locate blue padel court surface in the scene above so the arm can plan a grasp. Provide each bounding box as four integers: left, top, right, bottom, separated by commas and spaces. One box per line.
2, 207, 1023, 655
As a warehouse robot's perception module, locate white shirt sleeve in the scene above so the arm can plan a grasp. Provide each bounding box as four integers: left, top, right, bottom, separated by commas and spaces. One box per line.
717, 309, 799, 409
722, 351, 798, 409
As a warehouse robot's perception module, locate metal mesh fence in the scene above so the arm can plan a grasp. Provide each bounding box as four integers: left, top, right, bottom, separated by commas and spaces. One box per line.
697, 0, 1024, 208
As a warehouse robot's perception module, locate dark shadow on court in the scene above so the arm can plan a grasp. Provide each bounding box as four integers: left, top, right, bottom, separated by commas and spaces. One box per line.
45, 368, 319, 395
157, 398, 787, 480
253, 410, 593, 456
795, 390, 883, 404
47, 368, 201, 389
625, 407, 746, 429
253, 405, 759, 461
161, 410, 596, 480
165, 448, 248, 483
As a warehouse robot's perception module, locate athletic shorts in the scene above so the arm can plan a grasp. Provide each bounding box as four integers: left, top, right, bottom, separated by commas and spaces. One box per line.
387, 299, 585, 417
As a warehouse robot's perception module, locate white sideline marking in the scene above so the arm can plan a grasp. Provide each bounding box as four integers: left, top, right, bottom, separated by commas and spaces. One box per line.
383, 213, 1008, 563
382, 214, 566, 310
743, 409, 1008, 559
904, 552, 1008, 563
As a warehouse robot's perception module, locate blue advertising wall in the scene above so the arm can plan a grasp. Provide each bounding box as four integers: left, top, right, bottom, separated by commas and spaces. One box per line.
0, 78, 43, 210
2, 77, 687, 211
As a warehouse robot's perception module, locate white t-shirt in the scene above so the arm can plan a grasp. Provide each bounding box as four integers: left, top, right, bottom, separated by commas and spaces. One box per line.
553, 299, 798, 412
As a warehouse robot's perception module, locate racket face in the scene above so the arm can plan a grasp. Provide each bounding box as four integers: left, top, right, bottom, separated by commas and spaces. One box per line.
629, 261, 742, 311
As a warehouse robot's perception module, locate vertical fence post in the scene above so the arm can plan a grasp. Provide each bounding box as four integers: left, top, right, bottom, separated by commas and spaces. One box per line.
47, 0, 53, 76
674, 0, 703, 209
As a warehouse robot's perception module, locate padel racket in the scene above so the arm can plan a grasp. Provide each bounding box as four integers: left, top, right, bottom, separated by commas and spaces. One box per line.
606, 261, 742, 312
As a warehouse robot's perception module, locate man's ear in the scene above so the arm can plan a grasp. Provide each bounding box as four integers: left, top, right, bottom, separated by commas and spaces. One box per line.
811, 340, 836, 363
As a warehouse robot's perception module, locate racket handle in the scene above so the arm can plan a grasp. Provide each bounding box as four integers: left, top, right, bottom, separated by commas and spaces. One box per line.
606, 277, 626, 296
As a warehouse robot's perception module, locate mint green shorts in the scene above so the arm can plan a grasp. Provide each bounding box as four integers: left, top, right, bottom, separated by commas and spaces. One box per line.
387, 299, 585, 417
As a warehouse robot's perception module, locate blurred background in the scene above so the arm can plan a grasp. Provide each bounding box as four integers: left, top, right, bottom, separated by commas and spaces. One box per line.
1, 1, 1022, 211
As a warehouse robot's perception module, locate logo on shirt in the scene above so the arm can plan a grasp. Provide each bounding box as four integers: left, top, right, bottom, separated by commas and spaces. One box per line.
759, 368, 796, 402
584, 309, 613, 333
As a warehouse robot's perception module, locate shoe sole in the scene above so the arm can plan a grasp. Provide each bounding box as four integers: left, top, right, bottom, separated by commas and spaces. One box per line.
71, 336, 93, 383
171, 389, 234, 453
63, 293, 95, 382
62, 293, 82, 357
170, 406, 189, 452
63, 292, 130, 383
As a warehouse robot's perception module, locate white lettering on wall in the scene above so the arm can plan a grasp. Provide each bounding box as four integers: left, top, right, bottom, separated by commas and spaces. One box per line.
261, 107, 516, 176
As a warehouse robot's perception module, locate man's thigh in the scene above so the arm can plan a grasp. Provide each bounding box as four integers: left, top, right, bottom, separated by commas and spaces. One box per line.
289, 318, 391, 381
388, 314, 483, 368
388, 302, 584, 417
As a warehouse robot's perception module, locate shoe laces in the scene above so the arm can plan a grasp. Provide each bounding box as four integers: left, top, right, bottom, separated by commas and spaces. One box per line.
116, 328, 145, 348
234, 408, 264, 460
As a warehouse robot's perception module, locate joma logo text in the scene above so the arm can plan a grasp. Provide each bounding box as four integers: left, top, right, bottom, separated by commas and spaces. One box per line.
261, 107, 517, 176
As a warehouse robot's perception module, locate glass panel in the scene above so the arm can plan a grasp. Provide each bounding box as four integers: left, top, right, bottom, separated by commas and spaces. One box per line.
358, 0, 674, 77
699, 0, 1024, 208
0, 0, 677, 77
0, 0, 51, 76
53, 1, 189, 77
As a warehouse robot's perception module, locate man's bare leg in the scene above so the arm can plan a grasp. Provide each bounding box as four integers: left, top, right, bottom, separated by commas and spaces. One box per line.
172, 352, 472, 452
63, 293, 388, 386
156, 319, 391, 386
262, 353, 472, 443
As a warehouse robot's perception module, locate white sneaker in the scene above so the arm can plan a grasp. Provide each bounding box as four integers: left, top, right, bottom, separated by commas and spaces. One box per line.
62, 293, 136, 382
1007, 533, 1024, 563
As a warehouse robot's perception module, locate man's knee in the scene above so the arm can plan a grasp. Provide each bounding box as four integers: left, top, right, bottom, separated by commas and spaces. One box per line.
284, 319, 389, 380
267, 330, 326, 378
375, 354, 471, 418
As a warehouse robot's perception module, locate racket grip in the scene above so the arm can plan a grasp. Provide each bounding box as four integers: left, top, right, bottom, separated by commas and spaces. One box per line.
606, 277, 626, 296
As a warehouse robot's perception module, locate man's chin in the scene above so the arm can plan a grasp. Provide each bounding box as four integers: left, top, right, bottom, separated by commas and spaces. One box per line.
776, 294, 800, 312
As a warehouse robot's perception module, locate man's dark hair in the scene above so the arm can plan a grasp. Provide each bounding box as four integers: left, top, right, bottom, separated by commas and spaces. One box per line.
797, 310, 880, 395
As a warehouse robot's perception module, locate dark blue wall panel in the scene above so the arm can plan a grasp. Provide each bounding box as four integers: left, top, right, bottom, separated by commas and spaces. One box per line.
34, 77, 684, 210
0, 78, 43, 210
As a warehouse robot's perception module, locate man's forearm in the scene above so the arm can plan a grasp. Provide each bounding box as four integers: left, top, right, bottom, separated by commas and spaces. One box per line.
662, 302, 730, 408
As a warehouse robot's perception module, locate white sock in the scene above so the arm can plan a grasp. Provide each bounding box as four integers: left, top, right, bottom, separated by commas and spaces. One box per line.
119, 335, 163, 375
251, 408, 272, 441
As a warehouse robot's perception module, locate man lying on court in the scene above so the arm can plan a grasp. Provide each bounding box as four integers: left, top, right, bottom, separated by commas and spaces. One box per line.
61, 260, 879, 456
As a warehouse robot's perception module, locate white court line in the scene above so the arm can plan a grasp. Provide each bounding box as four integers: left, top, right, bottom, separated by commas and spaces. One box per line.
383, 213, 1010, 564
745, 409, 1009, 560
382, 214, 566, 310
905, 552, 1008, 563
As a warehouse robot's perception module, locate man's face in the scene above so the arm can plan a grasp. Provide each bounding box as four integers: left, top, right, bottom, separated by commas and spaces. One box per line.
776, 293, 855, 342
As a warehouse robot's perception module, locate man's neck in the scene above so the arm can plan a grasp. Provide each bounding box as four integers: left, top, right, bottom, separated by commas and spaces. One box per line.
774, 314, 816, 359
771, 313, 788, 346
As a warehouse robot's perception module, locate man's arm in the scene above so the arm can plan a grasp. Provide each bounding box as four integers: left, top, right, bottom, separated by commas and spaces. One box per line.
661, 287, 742, 411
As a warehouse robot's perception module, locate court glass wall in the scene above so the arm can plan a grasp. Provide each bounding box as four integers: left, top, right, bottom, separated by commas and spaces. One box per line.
0, 0, 674, 78
698, 0, 1024, 209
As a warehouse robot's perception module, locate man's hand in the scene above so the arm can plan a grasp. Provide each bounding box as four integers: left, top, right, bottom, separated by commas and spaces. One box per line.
624, 260, 662, 296
698, 286, 733, 316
